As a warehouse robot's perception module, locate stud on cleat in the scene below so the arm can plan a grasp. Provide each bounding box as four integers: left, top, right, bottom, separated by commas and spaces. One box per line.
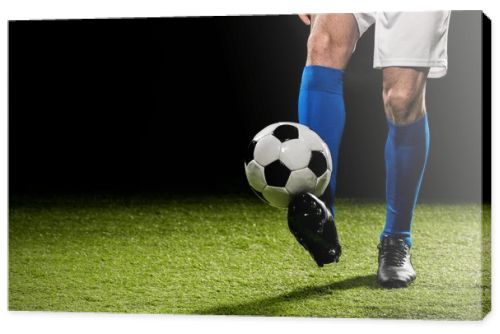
287, 193, 341, 267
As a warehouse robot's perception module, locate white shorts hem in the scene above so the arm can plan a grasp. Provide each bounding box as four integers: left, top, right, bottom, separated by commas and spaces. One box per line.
373, 58, 448, 78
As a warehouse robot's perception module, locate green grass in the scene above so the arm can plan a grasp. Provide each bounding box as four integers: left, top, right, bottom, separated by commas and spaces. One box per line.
9, 195, 491, 320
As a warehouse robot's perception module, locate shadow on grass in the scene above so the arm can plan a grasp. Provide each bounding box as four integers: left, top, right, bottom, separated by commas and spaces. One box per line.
196, 274, 379, 316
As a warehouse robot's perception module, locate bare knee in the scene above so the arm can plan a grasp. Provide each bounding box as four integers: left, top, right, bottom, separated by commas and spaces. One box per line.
305, 14, 358, 69
382, 68, 428, 124
383, 87, 419, 123
307, 32, 352, 68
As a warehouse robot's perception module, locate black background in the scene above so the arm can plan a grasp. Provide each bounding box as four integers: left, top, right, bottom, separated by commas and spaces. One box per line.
9, 12, 488, 201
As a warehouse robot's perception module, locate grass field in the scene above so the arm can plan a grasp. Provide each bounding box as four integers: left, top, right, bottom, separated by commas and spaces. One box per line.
9, 194, 490, 320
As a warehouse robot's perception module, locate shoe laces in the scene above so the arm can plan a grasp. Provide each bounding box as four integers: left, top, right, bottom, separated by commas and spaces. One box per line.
379, 237, 409, 267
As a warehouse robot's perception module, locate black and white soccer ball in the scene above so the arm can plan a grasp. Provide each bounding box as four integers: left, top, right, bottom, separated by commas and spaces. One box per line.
245, 122, 332, 208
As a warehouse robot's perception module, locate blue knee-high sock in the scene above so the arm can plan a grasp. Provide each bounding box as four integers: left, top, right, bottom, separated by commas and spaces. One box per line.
383, 115, 430, 247
298, 65, 345, 216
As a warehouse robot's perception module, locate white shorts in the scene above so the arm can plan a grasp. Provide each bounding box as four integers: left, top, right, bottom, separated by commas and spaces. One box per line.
353, 11, 451, 78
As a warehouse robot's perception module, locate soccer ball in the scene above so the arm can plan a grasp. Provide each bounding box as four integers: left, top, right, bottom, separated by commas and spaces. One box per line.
245, 122, 332, 208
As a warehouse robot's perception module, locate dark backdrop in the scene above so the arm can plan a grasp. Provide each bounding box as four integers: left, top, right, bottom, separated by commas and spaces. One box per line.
9, 11, 488, 201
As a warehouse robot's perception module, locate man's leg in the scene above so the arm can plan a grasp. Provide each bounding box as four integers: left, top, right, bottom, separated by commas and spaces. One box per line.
288, 14, 359, 267
378, 66, 430, 287
298, 14, 359, 215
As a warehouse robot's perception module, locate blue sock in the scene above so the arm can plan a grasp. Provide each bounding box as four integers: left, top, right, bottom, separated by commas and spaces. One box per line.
298, 65, 345, 216
382, 115, 430, 247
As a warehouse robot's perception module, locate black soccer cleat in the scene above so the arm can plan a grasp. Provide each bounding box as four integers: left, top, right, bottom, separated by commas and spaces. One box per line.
377, 236, 416, 288
287, 193, 341, 267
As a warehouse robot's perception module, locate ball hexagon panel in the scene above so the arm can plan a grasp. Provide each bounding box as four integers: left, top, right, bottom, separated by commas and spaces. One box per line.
262, 186, 290, 208
308, 151, 328, 177
264, 160, 291, 188
272, 124, 299, 143
279, 139, 311, 171
286, 168, 317, 194
254, 134, 281, 166
314, 171, 331, 197
298, 127, 324, 151
253, 123, 281, 141
244, 160, 266, 192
